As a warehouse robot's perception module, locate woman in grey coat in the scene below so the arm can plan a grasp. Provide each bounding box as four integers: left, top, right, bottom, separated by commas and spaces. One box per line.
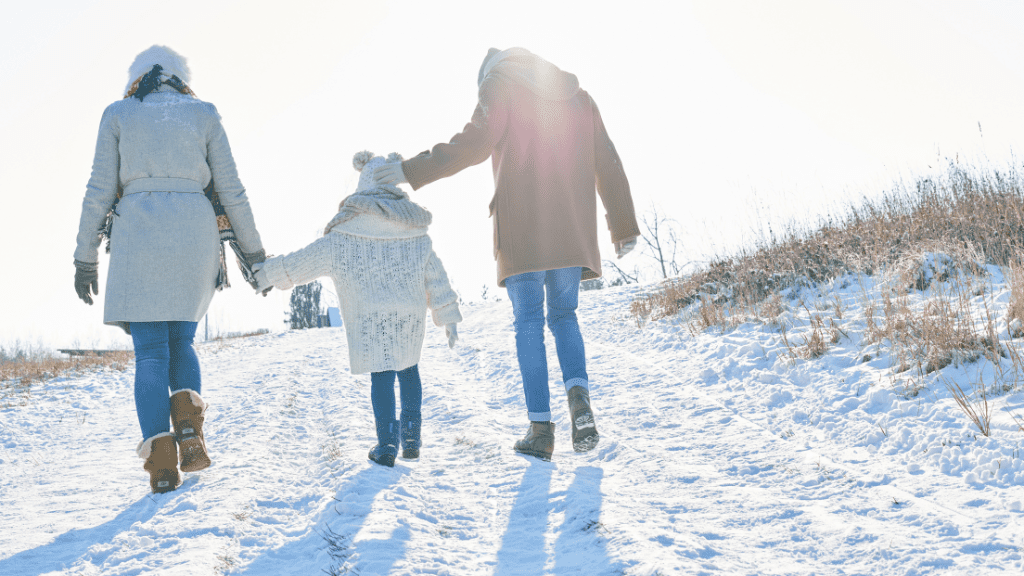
73, 46, 267, 493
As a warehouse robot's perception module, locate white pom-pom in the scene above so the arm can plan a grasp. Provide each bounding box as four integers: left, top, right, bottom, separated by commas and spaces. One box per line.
353, 150, 375, 172
386, 152, 404, 163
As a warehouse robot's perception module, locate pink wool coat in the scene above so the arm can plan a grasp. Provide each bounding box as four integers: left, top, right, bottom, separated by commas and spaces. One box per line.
401, 49, 640, 287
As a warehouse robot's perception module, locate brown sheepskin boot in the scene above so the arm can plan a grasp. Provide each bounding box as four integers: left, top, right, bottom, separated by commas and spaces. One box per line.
137, 432, 181, 493
170, 390, 211, 472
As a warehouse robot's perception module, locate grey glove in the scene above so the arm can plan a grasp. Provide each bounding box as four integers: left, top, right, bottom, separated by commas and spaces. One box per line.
373, 162, 408, 186
445, 323, 459, 349
242, 249, 266, 268
74, 260, 99, 305
615, 237, 637, 259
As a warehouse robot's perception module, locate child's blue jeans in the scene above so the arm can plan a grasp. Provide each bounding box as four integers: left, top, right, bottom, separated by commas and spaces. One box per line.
370, 365, 422, 426
130, 321, 201, 440
504, 267, 589, 422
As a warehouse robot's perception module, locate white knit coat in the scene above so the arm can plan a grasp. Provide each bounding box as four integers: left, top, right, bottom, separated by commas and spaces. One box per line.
260, 191, 462, 375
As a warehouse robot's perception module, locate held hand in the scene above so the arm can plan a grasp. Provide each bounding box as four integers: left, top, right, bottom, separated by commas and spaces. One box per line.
251, 262, 272, 297
373, 163, 407, 186
74, 261, 99, 305
615, 237, 637, 259
254, 267, 273, 296
445, 323, 459, 349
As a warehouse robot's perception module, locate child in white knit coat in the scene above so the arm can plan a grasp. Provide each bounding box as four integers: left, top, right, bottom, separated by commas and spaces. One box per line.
255, 151, 462, 467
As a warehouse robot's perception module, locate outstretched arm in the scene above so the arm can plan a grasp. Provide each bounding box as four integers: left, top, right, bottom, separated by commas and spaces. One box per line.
388, 78, 510, 191
256, 235, 337, 291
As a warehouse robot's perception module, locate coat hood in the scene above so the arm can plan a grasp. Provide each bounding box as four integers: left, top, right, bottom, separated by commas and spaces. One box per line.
477, 47, 580, 101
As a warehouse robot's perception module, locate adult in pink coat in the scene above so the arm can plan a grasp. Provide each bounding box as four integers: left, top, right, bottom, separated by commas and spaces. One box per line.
374, 47, 640, 460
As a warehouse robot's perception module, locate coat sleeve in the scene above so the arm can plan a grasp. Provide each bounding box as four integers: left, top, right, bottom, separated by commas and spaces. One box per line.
401, 78, 510, 191
206, 105, 265, 255
591, 96, 640, 245
424, 249, 463, 327
74, 106, 122, 264
260, 235, 337, 291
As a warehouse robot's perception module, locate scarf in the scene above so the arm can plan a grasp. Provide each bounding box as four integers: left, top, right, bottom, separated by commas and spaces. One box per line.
324, 184, 432, 236
124, 64, 196, 101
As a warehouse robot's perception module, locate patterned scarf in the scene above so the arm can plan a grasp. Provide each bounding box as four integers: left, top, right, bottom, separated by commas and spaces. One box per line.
124, 64, 196, 101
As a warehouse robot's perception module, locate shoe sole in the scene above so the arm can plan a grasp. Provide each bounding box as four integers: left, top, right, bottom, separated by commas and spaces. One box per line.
178, 438, 211, 472
513, 445, 552, 461
572, 413, 600, 453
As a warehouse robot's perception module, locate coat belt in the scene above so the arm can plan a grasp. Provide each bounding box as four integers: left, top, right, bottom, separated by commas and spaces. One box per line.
123, 178, 205, 196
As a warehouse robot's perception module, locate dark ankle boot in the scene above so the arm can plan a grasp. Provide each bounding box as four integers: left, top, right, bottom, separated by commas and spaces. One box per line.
400, 410, 421, 459
513, 421, 555, 461
368, 419, 399, 467
170, 390, 211, 472
566, 386, 599, 452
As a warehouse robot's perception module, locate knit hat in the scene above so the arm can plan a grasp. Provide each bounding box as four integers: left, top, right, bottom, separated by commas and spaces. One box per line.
323, 151, 430, 236
125, 45, 191, 96
353, 150, 404, 194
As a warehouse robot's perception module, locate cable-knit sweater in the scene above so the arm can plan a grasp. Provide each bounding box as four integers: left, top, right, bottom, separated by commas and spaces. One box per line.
260, 191, 462, 374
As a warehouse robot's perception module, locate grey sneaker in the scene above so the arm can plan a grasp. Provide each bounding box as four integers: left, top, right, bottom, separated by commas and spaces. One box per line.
513, 421, 555, 461
567, 386, 599, 452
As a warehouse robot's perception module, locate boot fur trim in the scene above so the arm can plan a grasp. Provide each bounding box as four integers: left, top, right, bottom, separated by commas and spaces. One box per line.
170, 389, 207, 415
137, 431, 176, 459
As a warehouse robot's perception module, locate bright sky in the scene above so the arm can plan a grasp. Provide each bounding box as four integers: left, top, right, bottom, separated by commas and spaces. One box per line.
2, 0, 1023, 350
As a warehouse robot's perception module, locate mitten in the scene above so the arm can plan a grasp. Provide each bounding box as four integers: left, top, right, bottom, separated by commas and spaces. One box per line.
373, 162, 408, 186
615, 237, 637, 259
445, 323, 459, 349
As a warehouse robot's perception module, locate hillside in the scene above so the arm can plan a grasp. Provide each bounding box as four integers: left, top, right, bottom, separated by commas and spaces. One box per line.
2, 273, 1023, 574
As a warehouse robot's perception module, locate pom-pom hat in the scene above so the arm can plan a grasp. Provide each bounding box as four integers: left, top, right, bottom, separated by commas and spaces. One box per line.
353, 150, 404, 194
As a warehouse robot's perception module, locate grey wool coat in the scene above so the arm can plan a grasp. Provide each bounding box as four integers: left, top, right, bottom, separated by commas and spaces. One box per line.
74, 87, 264, 333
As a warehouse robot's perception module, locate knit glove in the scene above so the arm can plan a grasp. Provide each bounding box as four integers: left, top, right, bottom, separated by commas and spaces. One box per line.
373, 162, 408, 186
74, 260, 99, 305
615, 237, 637, 259
445, 323, 458, 349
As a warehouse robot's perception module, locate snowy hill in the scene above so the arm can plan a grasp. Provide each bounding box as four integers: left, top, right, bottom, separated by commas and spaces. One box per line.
2, 276, 1023, 575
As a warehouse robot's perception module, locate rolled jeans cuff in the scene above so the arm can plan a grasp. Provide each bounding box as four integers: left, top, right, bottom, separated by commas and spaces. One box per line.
528, 411, 552, 422
564, 377, 589, 393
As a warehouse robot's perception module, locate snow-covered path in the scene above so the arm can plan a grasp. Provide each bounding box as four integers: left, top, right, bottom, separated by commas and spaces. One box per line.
2, 284, 1023, 575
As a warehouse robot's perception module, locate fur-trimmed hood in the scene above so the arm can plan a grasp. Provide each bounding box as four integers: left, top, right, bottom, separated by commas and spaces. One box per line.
125, 45, 191, 96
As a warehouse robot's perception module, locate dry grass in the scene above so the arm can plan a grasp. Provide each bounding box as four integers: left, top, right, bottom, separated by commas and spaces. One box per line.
1, 349, 133, 407
629, 164, 1024, 430
944, 377, 992, 437
632, 163, 1024, 327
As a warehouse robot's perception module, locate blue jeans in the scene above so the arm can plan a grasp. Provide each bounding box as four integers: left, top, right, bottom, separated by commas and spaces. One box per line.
370, 365, 422, 426
505, 267, 589, 421
130, 321, 201, 440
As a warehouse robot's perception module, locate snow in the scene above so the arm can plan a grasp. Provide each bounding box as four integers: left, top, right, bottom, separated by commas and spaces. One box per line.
2, 270, 1024, 575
